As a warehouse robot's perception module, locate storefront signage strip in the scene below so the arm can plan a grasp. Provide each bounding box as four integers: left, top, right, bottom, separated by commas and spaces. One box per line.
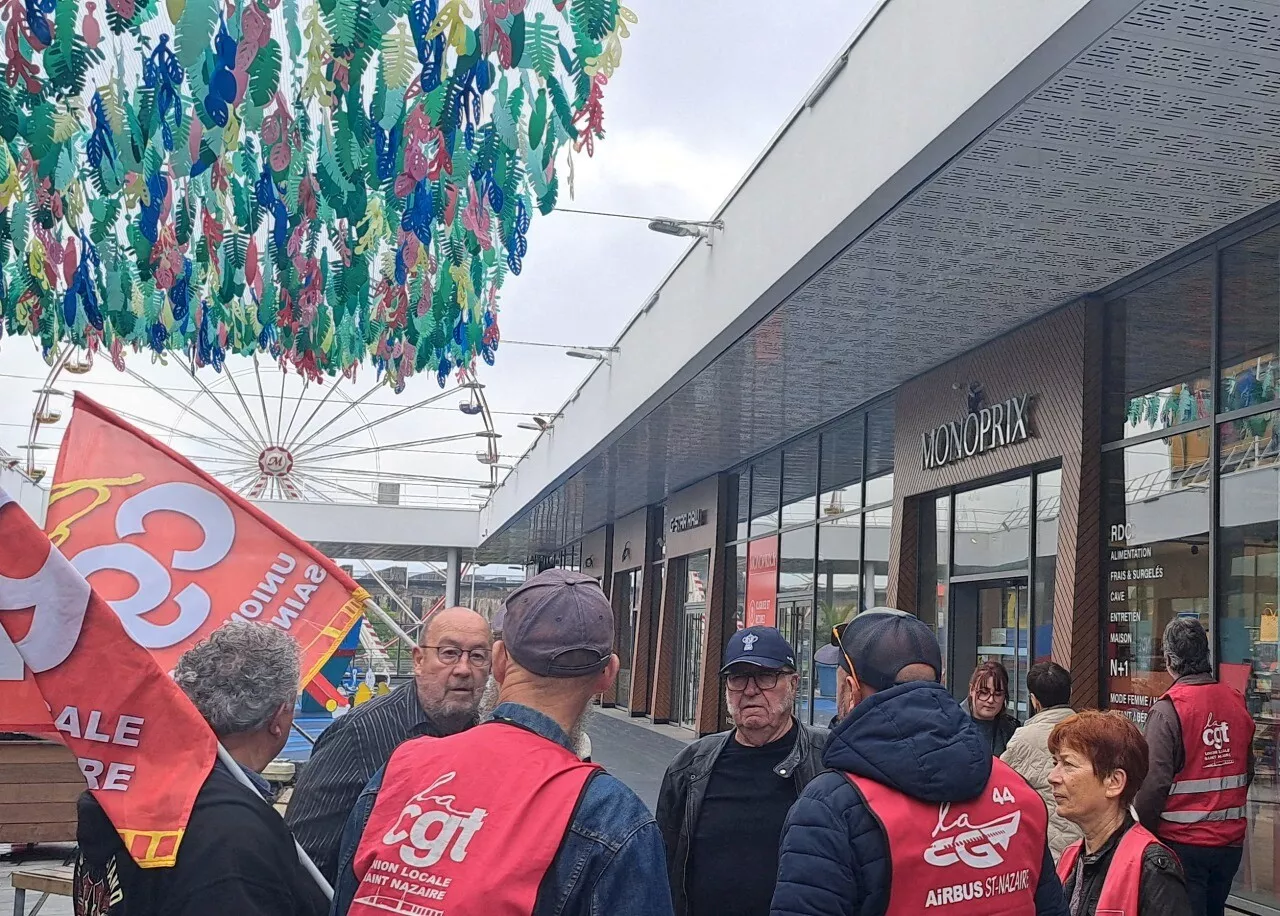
669, 509, 707, 533
921, 394, 1034, 470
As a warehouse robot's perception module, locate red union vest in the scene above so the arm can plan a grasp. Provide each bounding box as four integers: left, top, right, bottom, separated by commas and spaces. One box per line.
1056, 823, 1163, 916
846, 758, 1046, 914
347, 721, 601, 916
1158, 680, 1254, 846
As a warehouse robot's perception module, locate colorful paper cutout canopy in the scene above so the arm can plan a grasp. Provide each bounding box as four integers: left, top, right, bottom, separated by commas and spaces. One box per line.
0, 0, 633, 388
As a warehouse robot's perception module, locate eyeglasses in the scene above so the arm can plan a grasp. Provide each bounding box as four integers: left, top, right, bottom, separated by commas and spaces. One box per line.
726, 671, 787, 692
975, 687, 1006, 701
421, 645, 491, 667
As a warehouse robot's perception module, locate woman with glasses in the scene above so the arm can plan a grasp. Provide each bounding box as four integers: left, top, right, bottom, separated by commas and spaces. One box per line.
1049, 710, 1191, 916
962, 659, 1021, 756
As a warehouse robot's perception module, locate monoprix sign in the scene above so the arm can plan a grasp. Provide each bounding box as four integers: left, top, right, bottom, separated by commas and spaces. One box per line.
921, 395, 1034, 470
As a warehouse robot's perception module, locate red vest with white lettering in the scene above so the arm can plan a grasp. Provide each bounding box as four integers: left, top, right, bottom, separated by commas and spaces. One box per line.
1056, 823, 1163, 916
1158, 680, 1254, 846
846, 758, 1046, 915
347, 721, 601, 916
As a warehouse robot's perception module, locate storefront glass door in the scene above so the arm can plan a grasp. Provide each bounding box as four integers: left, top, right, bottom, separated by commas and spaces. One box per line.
950, 578, 1031, 718
778, 599, 813, 722
931, 472, 1057, 722
674, 553, 710, 730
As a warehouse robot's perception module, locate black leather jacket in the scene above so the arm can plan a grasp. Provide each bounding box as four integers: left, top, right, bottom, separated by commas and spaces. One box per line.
655, 720, 828, 916
1061, 818, 1192, 916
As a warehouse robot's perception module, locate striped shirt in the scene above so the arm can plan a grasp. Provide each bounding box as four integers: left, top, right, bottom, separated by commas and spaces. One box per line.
285, 684, 442, 882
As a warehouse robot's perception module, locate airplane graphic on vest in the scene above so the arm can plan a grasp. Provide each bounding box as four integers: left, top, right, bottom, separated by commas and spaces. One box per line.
924, 802, 1022, 869
381, 772, 488, 868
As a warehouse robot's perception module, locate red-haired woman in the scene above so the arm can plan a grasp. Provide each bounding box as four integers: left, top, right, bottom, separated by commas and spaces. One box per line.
962, 660, 1021, 755
1049, 710, 1191, 915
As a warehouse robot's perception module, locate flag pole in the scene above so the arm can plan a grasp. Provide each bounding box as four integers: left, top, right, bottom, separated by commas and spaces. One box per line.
215, 743, 335, 900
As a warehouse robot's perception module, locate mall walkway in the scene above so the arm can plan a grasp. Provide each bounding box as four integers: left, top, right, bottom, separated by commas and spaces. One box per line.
586, 707, 692, 811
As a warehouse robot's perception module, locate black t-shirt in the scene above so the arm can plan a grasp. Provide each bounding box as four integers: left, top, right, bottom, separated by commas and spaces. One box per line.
688, 725, 799, 916
74, 762, 329, 916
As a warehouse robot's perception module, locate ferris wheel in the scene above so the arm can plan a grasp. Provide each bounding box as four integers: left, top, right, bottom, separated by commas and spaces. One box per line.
23, 348, 502, 508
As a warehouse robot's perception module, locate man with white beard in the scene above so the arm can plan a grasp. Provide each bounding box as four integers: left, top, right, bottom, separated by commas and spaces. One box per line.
330, 569, 670, 916
656, 627, 828, 916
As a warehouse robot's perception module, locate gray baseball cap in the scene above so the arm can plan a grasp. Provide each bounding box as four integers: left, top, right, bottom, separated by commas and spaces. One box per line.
497, 568, 614, 677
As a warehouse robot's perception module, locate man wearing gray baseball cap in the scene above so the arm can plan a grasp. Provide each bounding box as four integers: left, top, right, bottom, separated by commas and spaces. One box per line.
331, 569, 673, 916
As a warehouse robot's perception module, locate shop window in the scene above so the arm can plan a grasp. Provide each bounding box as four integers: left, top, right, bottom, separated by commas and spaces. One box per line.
817, 520, 861, 723
1103, 432, 1210, 728
1217, 409, 1280, 907
820, 414, 863, 517
732, 469, 750, 541
613, 569, 642, 708
729, 542, 747, 631
1103, 256, 1213, 442
1033, 469, 1061, 664
917, 494, 949, 668
952, 478, 1032, 579
745, 535, 779, 628
779, 527, 816, 724
863, 505, 893, 607
865, 400, 895, 506
750, 451, 781, 536
1221, 227, 1280, 416
781, 437, 818, 527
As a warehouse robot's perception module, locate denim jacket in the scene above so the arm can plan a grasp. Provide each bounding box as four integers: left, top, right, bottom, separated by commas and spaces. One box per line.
330, 702, 674, 916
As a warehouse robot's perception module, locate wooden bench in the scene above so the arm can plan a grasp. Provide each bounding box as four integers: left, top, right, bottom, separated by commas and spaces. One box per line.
0, 741, 81, 846
10, 865, 72, 916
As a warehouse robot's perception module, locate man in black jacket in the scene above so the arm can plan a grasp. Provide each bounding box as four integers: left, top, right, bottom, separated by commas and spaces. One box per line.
75, 622, 328, 916
284, 606, 491, 880
657, 627, 828, 916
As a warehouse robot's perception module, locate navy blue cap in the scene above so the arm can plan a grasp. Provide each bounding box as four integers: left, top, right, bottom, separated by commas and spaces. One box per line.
720, 626, 796, 673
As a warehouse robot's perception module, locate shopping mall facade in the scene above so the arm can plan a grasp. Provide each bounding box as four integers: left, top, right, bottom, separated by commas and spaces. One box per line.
477, 0, 1280, 909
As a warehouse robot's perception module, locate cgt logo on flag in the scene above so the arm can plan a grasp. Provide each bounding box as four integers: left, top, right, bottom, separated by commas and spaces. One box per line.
0, 392, 370, 735
0, 491, 217, 866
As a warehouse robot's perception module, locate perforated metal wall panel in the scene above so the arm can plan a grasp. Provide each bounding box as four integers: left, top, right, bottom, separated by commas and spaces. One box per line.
488, 0, 1280, 559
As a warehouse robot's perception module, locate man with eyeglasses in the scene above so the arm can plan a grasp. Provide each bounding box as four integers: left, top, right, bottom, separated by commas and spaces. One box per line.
657, 626, 828, 916
771, 608, 1067, 916
331, 568, 671, 916
286, 606, 492, 882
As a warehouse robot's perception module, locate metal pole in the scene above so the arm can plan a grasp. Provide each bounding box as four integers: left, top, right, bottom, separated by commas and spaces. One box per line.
445, 548, 460, 607
215, 743, 333, 900
363, 597, 416, 648
290, 720, 317, 746
469, 550, 477, 609
358, 560, 423, 630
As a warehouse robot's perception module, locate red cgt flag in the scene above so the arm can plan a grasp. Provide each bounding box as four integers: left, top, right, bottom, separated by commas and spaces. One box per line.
0, 491, 216, 866
0, 392, 370, 734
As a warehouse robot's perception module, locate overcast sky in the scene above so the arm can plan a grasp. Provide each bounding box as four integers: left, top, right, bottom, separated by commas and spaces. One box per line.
0, 0, 877, 528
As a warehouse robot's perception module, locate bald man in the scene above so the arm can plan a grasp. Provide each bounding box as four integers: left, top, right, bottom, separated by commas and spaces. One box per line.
285, 607, 491, 882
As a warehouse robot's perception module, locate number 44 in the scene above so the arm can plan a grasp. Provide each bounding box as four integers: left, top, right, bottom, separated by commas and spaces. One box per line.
992, 786, 1015, 805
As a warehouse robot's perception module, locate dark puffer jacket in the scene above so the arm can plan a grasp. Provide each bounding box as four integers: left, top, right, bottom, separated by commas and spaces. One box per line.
770, 681, 1068, 916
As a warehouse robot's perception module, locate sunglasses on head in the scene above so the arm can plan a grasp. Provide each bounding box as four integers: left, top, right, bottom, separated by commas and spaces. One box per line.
831, 623, 855, 673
